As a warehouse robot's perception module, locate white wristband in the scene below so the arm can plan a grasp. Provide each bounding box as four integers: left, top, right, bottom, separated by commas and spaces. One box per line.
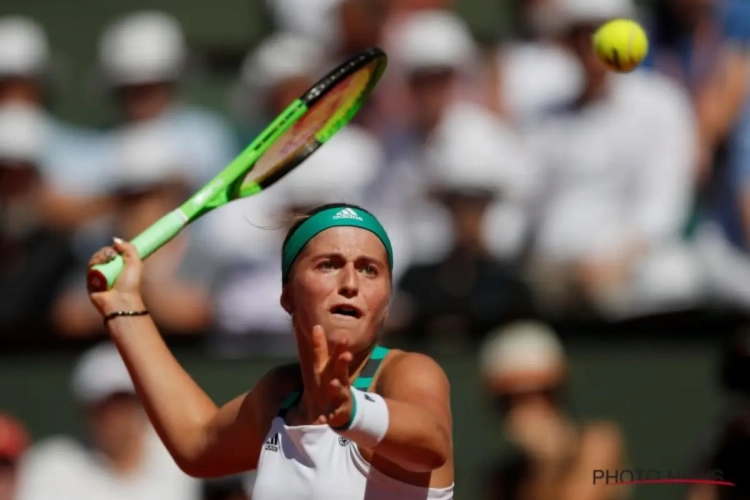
333, 387, 389, 448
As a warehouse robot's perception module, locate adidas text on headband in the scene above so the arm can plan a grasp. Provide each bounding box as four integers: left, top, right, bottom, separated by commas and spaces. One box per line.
281, 206, 394, 282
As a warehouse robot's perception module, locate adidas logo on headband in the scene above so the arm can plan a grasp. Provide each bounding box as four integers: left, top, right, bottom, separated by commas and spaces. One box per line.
332, 208, 363, 221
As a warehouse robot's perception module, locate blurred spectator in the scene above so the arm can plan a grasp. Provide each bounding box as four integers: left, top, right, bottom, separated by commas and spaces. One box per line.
263, 0, 342, 46
522, 0, 699, 319
0, 414, 29, 500
0, 104, 76, 333
98, 11, 236, 189
52, 124, 215, 337
333, 0, 388, 60
643, 0, 750, 184
484, 0, 584, 122
377, 9, 480, 212
16, 343, 200, 500
687, 327, 750, 498
0, 16, 118, 230
387, 107, 534, 342
479, 321, 625, 500
0, 17, 49, 106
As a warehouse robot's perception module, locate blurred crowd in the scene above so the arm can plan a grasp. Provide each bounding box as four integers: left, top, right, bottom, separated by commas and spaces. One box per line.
2, 0, 750, 498
2, 0, 750, 343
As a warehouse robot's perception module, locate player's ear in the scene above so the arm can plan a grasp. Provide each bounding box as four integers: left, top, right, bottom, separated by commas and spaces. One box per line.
280, 285, 293, 314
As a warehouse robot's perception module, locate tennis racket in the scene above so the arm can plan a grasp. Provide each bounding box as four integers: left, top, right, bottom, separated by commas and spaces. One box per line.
87, 47, 387, 292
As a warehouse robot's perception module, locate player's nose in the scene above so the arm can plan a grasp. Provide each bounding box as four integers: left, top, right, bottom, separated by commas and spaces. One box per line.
337, 263, 359, 298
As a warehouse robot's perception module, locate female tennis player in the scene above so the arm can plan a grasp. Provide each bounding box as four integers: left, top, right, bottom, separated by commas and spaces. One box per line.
87, 203, 455, 499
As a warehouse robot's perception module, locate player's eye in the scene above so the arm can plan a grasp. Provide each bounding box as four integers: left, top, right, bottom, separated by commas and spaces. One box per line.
318, 260, 335, 271
360, 264, 377, 276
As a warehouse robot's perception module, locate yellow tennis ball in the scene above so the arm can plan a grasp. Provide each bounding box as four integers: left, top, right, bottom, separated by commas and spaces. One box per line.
593, 19, 649, 73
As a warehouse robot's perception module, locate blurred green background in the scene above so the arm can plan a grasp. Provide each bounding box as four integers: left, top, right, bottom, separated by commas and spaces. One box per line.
0, 338, 723, 500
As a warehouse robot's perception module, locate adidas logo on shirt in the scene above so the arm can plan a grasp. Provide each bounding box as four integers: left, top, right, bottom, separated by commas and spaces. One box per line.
332, 208, 363, 221
264, 433, 280, 452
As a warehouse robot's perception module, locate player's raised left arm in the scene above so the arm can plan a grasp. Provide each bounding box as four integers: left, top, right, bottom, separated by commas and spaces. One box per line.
354, 352, 453, 473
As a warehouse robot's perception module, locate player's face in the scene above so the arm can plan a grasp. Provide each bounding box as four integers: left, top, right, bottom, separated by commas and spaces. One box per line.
283, 226, 391, 354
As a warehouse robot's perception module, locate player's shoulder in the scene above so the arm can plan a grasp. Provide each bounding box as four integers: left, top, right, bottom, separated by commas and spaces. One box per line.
379, 349, 450, 391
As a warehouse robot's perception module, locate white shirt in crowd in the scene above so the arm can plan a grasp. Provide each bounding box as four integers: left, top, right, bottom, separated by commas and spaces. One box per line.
16, 429, 200, 500
497, 41, 584, 123
524, 70, 696, 262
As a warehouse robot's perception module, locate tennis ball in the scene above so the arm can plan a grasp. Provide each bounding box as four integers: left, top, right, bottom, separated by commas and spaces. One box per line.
592, 19, 649, 73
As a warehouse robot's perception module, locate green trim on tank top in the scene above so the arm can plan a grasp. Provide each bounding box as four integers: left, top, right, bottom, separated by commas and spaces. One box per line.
279, 345, 390, 414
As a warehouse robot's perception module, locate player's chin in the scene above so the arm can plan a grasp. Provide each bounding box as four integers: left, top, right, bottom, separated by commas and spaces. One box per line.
323, 319, 375, 350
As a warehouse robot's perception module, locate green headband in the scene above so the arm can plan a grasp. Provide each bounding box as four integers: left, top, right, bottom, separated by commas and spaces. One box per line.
282, 206, 393, 282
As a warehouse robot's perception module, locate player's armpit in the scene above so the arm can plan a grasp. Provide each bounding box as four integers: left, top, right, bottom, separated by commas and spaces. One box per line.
186, 364, 297, 477
372, 352, 453, 473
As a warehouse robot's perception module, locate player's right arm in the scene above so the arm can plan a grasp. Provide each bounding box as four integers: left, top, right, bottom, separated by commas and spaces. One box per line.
87, 238, 285, 477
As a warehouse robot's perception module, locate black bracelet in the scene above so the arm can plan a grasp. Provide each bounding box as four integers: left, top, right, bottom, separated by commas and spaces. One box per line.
104, 310, 150, 326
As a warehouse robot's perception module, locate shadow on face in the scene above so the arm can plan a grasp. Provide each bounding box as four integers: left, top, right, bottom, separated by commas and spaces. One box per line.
337, 0, 387, 54
437, 190, 495, 252
0, 78, 42, 106
116, 82, 176, 122
563, 23, 608, 79
84, 393, 145, 459
407, 69, 458, 133
0, 162, 40, 200
282, 226, 391, 353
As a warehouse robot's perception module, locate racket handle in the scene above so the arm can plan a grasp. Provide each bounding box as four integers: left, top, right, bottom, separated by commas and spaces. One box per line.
87, 209, 188, 292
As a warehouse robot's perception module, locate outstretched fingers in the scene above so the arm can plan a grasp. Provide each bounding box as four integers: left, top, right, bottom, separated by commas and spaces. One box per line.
311, 325, 328, 378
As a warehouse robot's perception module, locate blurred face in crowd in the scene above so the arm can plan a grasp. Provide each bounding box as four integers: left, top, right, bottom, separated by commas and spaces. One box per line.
663, 0, 715, 29
0, 161, 43, 240
337, 0, 387, 55
0, 78, 42, 105
408, 68, 457, 134
516, 0, 560, 37
564, 24, 608, 85
0, 161, 39, 200
487, 366, 566, 445
0, 460, 19, 500
85, 393, 145, 461
116, 82, 175, 122
442, 192, 493, 253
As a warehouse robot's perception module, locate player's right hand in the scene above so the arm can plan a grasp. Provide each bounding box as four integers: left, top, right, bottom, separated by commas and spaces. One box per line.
87, 238, 146, 316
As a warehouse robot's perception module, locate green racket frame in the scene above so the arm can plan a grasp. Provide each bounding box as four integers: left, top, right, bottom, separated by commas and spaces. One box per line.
87, 47, 387, 293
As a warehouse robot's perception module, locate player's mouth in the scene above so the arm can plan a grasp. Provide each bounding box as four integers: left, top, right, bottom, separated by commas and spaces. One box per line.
330, 304, 363, 319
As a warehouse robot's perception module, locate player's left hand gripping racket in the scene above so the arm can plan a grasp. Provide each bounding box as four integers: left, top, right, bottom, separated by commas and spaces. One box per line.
87, 47, 387, 292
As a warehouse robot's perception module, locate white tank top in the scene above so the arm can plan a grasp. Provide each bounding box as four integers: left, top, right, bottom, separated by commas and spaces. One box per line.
251, 347, 454, 500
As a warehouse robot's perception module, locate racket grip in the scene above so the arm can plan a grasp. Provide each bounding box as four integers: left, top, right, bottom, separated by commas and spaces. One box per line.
87, 209, 188, 292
